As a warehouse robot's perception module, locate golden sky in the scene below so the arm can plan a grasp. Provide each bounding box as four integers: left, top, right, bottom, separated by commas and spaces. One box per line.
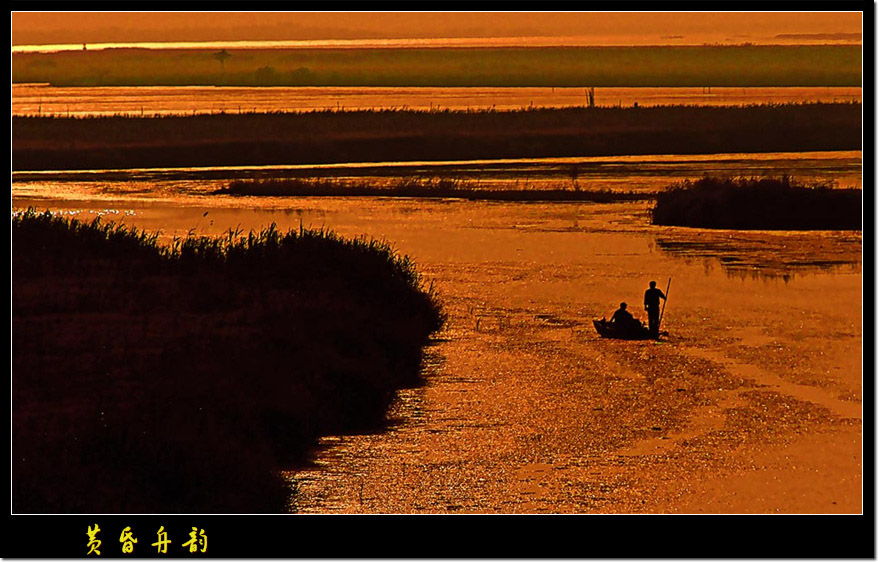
11, 11, 863, 46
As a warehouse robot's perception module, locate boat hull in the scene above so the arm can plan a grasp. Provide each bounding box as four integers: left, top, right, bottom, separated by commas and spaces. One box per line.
593, 319, 655, 340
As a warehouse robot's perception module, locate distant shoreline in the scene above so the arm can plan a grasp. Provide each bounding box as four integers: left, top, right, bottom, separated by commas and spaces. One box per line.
12, 45, 862, 87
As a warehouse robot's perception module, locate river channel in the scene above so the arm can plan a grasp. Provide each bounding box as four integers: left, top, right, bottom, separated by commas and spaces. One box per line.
11, 151, 863, 513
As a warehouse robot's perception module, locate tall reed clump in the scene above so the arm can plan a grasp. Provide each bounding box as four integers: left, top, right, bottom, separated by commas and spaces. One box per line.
651, 175, 862, 230
12, 209, 444, 513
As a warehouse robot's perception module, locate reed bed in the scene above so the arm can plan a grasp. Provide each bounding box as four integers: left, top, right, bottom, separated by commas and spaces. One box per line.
12, 209, 444, 513
12, 102, 862, 171
216, 176, 650, 202
651, 175, 862, 230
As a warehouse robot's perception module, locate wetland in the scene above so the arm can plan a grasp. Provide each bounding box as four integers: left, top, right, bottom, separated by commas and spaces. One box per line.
10, 36, 865, 518
8, 15, 869, 557
12, 148, 863, 514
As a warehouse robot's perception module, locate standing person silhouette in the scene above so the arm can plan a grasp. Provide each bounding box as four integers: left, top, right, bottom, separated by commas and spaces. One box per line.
644, 281, 667, 339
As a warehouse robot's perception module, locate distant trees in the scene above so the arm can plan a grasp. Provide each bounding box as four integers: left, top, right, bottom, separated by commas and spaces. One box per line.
254, 66, 279, 85
289, 66, 314, 84
213, 49, 231, 73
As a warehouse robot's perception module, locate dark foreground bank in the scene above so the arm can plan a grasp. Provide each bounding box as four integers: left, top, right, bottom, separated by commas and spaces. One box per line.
651, 176, 862, 230
12, 209, 444, 513
12, 103, 861, 171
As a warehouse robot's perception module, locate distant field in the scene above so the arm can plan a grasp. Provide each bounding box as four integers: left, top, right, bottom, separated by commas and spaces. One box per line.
12, 45, 863, 87
11, 103, 862, 171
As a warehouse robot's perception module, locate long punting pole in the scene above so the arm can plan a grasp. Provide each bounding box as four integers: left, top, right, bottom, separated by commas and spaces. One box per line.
658, 277, 671, 333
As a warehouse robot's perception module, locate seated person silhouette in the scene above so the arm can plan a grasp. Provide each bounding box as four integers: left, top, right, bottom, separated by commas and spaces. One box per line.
610, 302, 642, 332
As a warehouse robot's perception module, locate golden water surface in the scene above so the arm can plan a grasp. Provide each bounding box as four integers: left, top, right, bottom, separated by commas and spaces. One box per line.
12, 152, 863, 513
11, 84, 863, 117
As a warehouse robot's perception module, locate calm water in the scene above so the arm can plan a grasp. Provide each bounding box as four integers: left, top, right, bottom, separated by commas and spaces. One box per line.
11, 84, 863, 117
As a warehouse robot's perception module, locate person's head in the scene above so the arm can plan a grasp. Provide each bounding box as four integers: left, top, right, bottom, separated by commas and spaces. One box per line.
619, 302, 627, 309
649, 281, 657, 288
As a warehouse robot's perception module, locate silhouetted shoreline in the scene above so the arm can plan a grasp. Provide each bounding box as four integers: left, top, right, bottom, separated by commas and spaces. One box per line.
215, 176, 652, 202
12, 103, 861, 171
12, 209, 444, 513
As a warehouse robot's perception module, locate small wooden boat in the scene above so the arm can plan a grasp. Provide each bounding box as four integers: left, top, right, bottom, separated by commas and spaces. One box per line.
593, 318, 655, 340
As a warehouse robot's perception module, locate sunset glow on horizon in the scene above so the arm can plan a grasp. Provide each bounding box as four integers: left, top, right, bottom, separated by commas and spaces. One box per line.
12, 11, 863, 48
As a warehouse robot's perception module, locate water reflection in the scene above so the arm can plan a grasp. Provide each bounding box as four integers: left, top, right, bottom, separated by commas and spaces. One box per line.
285, 348, 442, 514
654, 233, 862, 282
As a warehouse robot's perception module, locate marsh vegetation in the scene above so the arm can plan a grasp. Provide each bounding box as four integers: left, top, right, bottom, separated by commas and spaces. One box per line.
651, 175, 862, 230
12, 209, 444, 512
12, 103, 861, 171
216, 176, 649, 202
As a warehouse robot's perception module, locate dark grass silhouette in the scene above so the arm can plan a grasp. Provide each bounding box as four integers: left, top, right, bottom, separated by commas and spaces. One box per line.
12, 103, 861, 171
651, 176, 862, 230
12, 209, 444, 513
216, 176, 649, 202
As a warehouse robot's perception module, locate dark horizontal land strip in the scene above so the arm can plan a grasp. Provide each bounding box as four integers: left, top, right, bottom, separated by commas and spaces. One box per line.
13, 45, 863, 87
11, 104, 862, 171
216, 178, 653, 202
